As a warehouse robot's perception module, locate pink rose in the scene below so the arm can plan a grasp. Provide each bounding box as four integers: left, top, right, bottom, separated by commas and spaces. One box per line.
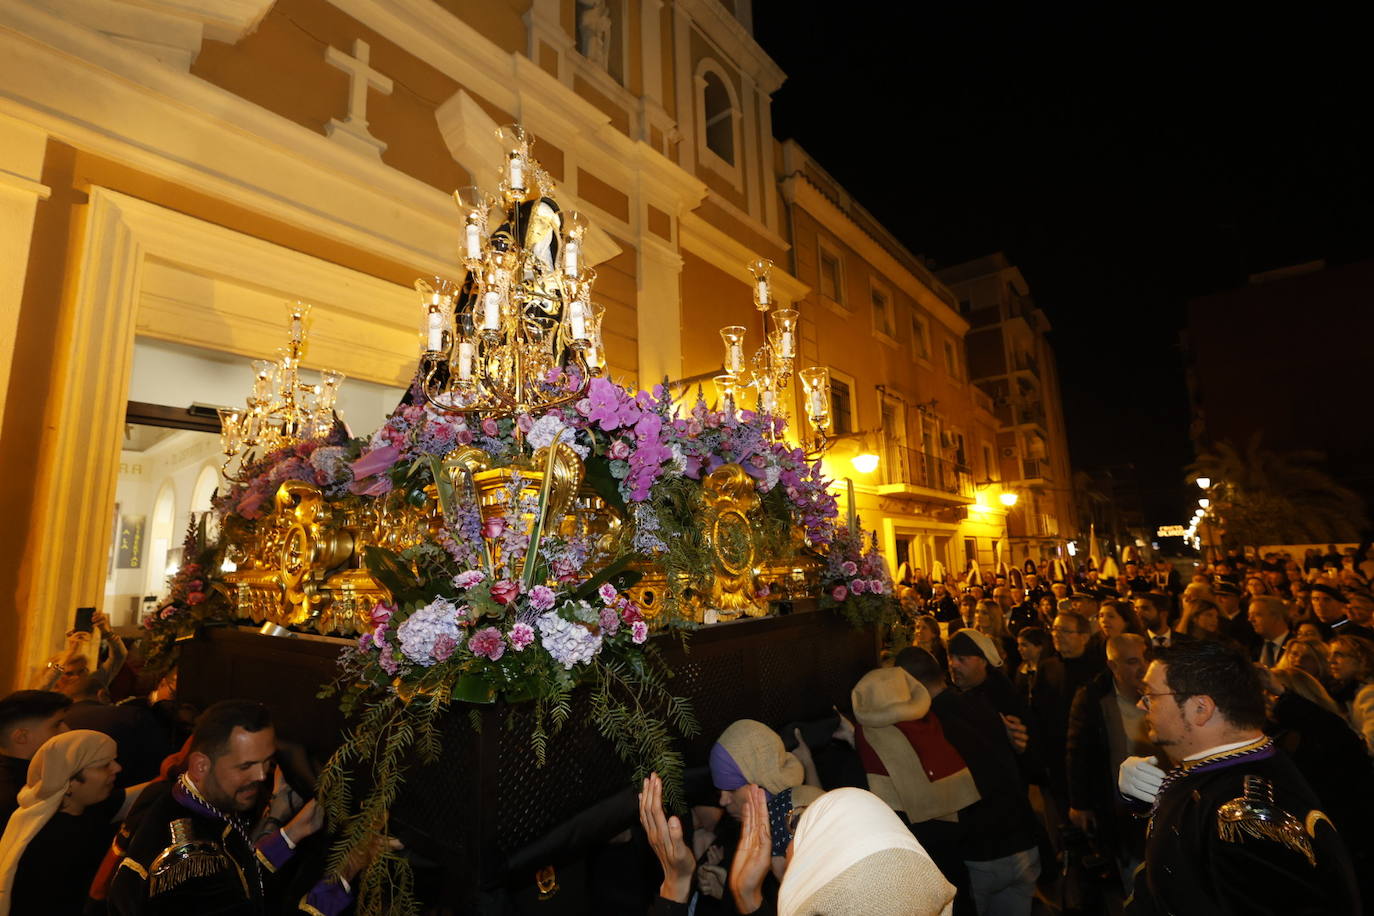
517, 413, 534, 433
490, 579, 521, 605
186, 591, 206, 606
840, 560, 858, 577
850, 579, 867, 595
482, 516, 507, 539
869, 579, 886, 595
631, 620, 649, 644
552, 558, 579, 582
509, 622, 535, 651
159, 605, 176, 619
455, 428, 474, 445
369, 602, 395, 627
481, 418, 499, 436
620, 602, 644, 625
607, 439, 631, 460
832, 585, 848, 602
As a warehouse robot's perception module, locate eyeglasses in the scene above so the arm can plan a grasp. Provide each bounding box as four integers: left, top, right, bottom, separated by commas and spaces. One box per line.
786, 805, 808, 836
1138, 691, 1178, 709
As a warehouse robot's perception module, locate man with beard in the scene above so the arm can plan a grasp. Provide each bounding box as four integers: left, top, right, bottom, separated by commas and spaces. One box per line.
1120, 641, 1360, 915
108, 700, 359, 915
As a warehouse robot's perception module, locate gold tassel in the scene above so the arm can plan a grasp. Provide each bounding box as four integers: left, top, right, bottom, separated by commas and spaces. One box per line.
1216, 775, 1316, 868
1217, 815, 1315, 868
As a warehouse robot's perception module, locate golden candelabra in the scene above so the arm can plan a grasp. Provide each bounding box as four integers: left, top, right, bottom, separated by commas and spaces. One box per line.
218, 302, 344, 481
418, 124, 604, 417
715, 259, 832, 450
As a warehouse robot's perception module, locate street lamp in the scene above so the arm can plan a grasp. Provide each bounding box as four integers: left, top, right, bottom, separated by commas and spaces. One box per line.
1198, 497, 1210, 508
999, 491, 1019, 507
1195, 477, 1211, 490
850, 453, 880, 474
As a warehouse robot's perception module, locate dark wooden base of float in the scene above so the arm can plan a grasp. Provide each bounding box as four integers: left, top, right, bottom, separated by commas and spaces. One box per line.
178, 604, 878, 912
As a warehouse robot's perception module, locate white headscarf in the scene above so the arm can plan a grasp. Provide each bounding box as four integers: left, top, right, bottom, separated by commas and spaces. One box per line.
777, 787, 955, 916
0, 729, 117, 915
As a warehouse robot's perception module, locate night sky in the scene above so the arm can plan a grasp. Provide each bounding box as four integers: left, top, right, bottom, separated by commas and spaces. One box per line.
752, 3, 1374, 528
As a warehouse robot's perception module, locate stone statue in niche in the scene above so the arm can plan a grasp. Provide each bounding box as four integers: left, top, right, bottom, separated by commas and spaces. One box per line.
577, 0, 612, 71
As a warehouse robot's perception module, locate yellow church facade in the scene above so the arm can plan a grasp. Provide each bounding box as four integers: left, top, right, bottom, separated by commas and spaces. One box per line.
0, 0, 1065, 689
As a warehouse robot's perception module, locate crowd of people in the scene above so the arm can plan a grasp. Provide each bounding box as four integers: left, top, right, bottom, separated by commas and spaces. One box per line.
3, 546, 1372, 914
636, 545, 1373, 915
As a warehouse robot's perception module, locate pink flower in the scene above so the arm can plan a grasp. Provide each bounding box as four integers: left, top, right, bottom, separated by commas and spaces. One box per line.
468, 627, 505, 661
620, 602, 644, 625
850, 579, 868, 595
351, 444, 401, 480
869, 579, 886, 595
490, 579, 521, 605
840, 560, 858, 577
455, 427, 474, 445
481, 418, 499, 436
517, 413, 534, 433
631, 620, 649, 644
159, 605, 176, 619
528, 585, 556, 612
369, 602, 395, 627
607, 439, 631, 460
509, 622, 535, 651
453, 570, 485, 590
482, 516, 507, 539
432, 633, 457, 662
552, 558, 579, 582
597, 582, 618, 604
186, 591, 205, 605
832, 585, 848, 602
599, 607, 620, 636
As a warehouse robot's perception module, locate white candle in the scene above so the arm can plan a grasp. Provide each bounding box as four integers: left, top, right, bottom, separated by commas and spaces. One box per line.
729, 343, 743, 372
564, 240, 579, 277
757, 278, 769, 305
761, 390, 777, 414
509, 157, 524, 191
465, 223, 481, 260
482, 290, 501, 330
457, 341, 474, 380
569, 300, 587, 341
808, 388, 825, 418
426, 311, 443, 352
781, 330, 794, 357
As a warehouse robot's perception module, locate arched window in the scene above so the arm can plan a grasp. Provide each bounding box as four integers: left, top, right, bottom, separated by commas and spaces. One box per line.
702, 71, 734, 165
695, 59, 742, 186
145, 482, 177, 598
191, 462, 219, 540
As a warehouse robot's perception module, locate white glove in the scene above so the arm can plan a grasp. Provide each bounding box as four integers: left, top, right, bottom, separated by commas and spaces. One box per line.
1118, 755, 1166, 804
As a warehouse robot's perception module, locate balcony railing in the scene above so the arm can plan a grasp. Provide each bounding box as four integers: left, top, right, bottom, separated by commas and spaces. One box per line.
1029, 513, 1058, 537
1013, 352, 1039, 377
883, 443, 974, 498
1021, 457, 1048, 480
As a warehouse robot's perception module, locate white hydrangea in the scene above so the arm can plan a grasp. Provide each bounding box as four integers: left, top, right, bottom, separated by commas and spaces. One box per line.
536, 611, 603, 669
395, 597, 462, 666
526, 414, 589, 458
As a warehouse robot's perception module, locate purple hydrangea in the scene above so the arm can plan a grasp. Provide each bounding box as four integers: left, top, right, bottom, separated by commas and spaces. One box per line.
395, 597, 462, 667
537, 612, 603, 669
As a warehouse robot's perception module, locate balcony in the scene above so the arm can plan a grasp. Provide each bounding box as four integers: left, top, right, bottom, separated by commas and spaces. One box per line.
878, 443, 974, 503
1012, 351, 1040, 378
1019, 457, 1049, 480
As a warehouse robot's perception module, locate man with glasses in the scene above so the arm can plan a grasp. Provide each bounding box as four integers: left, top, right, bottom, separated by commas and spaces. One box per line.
1119, 640, 1359, 915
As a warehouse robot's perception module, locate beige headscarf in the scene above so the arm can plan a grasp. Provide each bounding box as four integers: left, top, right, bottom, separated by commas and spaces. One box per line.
714, 719, 805, 796
852, 668, 980, 823
778, 787, 955, 916
0, 729, 117, 915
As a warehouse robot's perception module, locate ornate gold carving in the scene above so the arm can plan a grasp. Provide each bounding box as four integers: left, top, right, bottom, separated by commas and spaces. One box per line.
701, 464, 766, 620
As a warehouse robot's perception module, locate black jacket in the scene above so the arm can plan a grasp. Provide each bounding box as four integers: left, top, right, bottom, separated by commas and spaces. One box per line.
1065, 672, 1156, 859
1126, 743, 1360, 916
929, 689, 1038, 862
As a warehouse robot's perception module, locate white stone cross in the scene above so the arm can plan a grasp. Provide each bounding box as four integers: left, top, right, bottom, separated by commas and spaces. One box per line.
324, 39, 394, 158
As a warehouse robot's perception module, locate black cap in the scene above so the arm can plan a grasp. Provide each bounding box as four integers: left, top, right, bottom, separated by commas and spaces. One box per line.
1212, 580, 1242, 597
1311, 583, 1347, 603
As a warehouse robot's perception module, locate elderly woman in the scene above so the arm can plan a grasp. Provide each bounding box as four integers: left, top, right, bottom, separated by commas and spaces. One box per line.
643, 776, 955, 916
1329, 636, 1374, 755
0, 729, 139, 915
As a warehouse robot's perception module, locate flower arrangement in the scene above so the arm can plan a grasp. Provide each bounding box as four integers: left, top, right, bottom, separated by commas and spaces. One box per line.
140, 515, 229, 676
818, 521, 899, 632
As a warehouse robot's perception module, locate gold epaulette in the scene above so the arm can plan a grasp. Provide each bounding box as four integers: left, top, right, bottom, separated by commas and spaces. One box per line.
148, 818, 240, 897
1216, 775, 1316, 867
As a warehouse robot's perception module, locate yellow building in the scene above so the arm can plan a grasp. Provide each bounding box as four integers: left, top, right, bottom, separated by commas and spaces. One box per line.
0, 0, 1046, 688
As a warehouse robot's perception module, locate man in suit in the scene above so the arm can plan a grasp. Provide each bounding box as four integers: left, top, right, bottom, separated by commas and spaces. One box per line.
1213, 580, 1260, 654
1247, 596, 1292, 668
1134, 592, 1186, 649
1066, 634, 1158, 888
